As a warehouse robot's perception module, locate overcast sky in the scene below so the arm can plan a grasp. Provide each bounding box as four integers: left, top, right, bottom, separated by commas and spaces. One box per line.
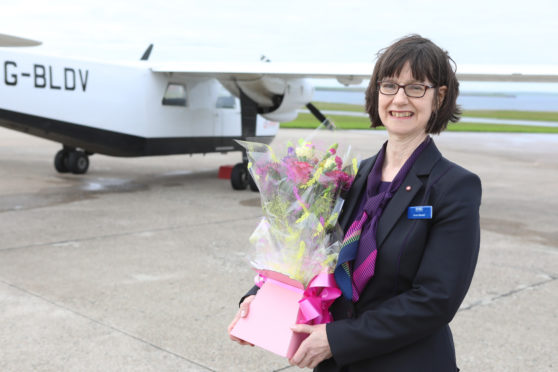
2, 0, 557, 91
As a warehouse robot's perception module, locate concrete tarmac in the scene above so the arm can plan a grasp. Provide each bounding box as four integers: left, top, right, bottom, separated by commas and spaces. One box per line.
0, 127, 557, 371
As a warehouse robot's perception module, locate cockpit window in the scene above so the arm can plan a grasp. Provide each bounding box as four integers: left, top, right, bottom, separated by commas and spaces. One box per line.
162, 83, 187, 106
216, 95, 236, 109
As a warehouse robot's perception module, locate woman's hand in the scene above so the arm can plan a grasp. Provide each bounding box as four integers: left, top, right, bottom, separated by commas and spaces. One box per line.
289, 324, 332, 369
227, 295, 255, 346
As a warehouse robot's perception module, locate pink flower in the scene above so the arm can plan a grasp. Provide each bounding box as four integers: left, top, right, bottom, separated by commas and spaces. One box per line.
324, 170, 354, 191
286, 159, 314, 184
334, 156, 343, 170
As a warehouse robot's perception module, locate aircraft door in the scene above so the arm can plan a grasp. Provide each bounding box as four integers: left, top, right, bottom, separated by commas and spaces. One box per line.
215, 95, 241, 150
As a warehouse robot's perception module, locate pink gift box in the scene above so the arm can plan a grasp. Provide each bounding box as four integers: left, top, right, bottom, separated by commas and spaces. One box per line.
230, 270, 308, 359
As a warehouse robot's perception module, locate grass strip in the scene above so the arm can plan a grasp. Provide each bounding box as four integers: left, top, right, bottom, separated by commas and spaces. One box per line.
281, 113, 558, 133
310, 102, 558, 122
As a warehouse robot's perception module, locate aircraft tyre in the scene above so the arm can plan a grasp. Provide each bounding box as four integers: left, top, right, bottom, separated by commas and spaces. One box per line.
231, 163, 248, 190
54, 150, 70, 173
67, 151, 90, 174
248, 173, 258, 192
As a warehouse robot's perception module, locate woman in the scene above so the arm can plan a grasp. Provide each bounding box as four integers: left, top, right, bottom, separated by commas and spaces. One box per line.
229, 34, 481, 372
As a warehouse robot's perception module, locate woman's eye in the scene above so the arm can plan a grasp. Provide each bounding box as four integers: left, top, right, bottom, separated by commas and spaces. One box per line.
409, 85, 424, 92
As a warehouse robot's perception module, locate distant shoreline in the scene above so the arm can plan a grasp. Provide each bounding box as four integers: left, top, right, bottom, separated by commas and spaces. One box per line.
314, 86, 558, 97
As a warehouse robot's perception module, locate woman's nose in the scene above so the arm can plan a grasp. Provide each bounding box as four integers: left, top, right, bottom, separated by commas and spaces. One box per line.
392, 87, 409, 104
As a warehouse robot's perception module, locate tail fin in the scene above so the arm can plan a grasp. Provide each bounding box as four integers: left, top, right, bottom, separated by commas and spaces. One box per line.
140, 44, 153, 61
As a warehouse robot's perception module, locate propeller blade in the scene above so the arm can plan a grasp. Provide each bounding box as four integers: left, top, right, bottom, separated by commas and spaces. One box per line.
306, 103, 335, 129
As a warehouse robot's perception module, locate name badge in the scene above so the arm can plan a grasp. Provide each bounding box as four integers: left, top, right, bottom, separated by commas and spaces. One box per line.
408, 206, 433, 219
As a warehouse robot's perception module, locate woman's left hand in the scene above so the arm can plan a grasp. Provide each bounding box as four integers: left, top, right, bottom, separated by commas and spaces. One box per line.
289, 324, 332, 369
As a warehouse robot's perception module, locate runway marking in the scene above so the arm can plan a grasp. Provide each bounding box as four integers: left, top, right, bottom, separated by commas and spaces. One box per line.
459, 274, 557, 312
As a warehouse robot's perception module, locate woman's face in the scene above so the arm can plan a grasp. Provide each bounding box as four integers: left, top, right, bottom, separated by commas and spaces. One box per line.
378, 62, 445, 139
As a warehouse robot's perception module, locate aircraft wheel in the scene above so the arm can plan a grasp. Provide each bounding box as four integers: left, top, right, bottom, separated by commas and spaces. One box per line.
231, 163, 248, 190
54, 149, 69, 173
248, 173, 258, 192
67, 151, 90, 174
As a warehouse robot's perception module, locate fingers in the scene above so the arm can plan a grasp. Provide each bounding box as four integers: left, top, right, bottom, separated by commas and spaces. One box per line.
227, 313, 241, 337
289, 325, 314, 367
228, 313, 254, 346
239, 295, 255, 318
290, 323, 314, 335
289, 344, 313, 369
228, 295, 256, 347
289, 324, 331, 369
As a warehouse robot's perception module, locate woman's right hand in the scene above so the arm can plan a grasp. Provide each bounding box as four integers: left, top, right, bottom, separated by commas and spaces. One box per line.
227, 295, 255, 346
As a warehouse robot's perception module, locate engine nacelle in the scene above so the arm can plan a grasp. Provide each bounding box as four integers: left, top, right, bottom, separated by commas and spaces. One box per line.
220, 77, 314, 122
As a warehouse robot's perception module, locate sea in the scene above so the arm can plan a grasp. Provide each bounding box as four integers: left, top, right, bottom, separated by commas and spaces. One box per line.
313, 82, 558, 112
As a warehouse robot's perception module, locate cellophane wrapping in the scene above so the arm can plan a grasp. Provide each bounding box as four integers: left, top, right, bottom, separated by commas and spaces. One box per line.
237, 129, 357, 286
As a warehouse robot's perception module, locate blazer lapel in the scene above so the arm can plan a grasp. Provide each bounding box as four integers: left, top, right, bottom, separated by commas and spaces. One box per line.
376, 140, 443, 248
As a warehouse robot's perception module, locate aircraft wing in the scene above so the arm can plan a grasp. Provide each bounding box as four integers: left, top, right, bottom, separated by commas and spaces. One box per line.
0, 33, 42, 47
151, 62, 373, 85
457, 64, 558, 82
152, 62, 558, 83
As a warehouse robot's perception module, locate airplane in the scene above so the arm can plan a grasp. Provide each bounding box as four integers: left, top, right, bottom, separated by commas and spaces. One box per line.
2, 33, 557, 190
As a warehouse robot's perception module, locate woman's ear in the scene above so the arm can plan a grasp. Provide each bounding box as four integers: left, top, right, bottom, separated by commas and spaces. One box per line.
436, 86, 447, 109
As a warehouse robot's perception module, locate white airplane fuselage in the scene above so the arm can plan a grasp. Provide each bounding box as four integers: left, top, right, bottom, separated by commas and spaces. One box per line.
0, 49, 282, 157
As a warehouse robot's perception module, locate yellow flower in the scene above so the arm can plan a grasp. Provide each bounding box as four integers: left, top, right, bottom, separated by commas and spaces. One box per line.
324, 156, 336, 170
295, 143, 313, 159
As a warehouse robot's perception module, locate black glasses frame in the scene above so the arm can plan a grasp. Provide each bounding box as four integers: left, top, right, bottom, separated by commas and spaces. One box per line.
377, 81, 435, 98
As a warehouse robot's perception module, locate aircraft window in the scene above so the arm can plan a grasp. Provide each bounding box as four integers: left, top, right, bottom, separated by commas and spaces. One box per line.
162, 84, 187, 106
216, 96, 236, 109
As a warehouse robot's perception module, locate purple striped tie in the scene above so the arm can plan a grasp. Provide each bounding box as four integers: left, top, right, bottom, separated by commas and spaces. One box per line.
335, 211, 370, 301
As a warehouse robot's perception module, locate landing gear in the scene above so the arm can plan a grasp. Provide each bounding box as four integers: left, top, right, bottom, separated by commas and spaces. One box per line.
68, 151, 90, 174
248, 173, 258, 192
230, 162, 259, 191
54, 147, 90, 174
231, 163, 249, 190
54, 150, 70, 173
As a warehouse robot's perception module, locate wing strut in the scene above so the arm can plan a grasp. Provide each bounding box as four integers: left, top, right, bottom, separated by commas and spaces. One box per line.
240, 89, 258, 140
230, 89, 260, 191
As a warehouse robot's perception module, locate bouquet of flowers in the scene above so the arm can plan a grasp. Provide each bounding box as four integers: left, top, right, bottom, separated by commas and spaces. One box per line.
237, 134, 358, 286
231, 130, 358, 358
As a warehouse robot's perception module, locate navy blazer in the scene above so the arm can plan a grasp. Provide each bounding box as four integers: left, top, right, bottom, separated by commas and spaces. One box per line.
317, 140, 482, 372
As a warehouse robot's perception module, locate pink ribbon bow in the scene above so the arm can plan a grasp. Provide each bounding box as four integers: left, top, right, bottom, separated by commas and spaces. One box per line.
297, 272, 341, 325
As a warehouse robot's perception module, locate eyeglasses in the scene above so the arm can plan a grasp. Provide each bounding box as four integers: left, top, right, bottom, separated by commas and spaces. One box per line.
377, 81, 434, 98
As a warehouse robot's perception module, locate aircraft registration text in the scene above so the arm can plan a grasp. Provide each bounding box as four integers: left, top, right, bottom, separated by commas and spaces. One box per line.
2, 61, 89, 92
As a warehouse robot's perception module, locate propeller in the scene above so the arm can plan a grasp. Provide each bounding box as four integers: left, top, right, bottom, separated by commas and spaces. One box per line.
306, 102, 335, 130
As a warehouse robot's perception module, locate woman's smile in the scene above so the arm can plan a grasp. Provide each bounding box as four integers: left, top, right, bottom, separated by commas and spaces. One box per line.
390, 111, 414, 118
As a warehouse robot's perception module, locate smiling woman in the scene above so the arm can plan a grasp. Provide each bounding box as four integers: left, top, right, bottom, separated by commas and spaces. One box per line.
233, 35, 482, 372
313, 34, 481, 372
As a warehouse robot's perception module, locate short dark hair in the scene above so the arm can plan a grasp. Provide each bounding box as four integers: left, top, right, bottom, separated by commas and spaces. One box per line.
365, 34, 461, 134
